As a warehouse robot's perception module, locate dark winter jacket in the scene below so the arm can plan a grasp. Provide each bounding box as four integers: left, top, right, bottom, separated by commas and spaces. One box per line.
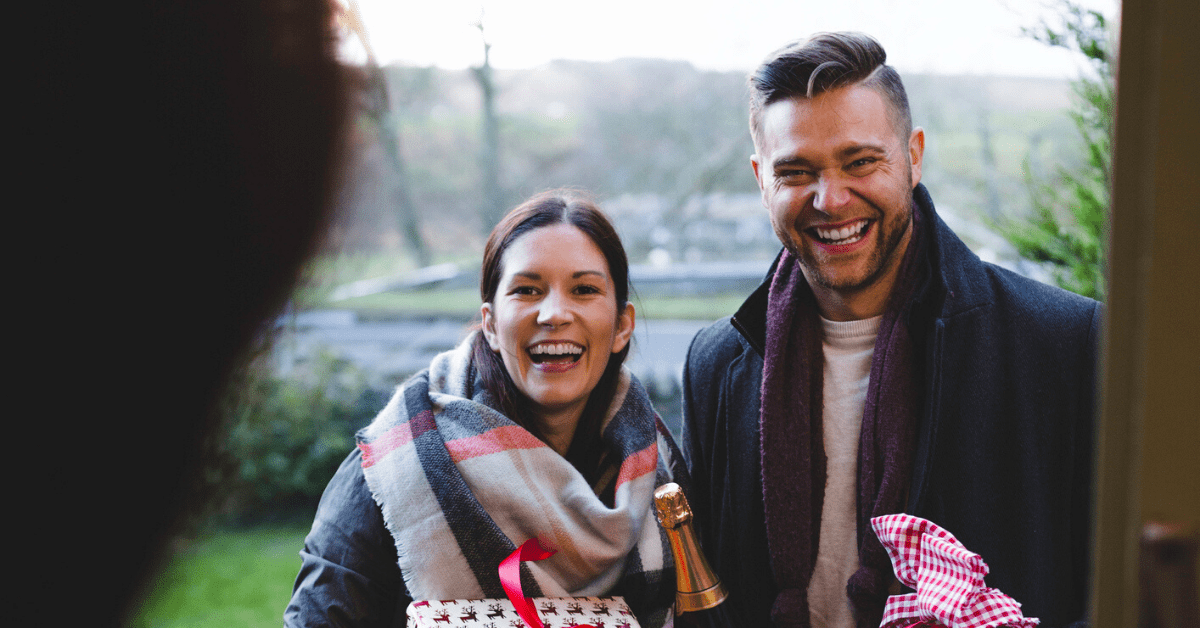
681, 184, 1100, 628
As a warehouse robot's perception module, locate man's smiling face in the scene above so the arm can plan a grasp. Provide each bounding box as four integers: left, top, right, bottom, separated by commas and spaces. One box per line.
751, 83, 925, 319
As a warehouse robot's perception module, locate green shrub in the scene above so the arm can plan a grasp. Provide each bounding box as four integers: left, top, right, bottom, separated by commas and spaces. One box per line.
195, 347, 380, 526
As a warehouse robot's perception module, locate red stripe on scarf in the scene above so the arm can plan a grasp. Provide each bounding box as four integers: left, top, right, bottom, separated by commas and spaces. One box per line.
615, 442, 658, 491
445, 424, 547, 463
359, 421, 415, 468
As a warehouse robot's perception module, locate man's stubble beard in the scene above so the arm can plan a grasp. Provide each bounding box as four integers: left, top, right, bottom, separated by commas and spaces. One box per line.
792, 182, 914, 294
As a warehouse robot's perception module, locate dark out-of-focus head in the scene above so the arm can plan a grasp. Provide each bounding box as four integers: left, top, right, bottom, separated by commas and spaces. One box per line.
748, 31, 913, 148
45, 0, 352, 624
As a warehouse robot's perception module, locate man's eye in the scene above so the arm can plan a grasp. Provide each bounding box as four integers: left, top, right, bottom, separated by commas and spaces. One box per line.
849, 158, 876, 170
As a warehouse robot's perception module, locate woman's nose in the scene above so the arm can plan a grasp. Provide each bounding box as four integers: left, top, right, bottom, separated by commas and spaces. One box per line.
537, 291, 571, 327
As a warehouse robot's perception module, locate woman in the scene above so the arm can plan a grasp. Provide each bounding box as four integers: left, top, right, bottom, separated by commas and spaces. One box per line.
286, 190, 682, 628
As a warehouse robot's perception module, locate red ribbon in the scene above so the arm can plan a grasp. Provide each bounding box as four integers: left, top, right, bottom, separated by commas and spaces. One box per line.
499, 538, 597, 628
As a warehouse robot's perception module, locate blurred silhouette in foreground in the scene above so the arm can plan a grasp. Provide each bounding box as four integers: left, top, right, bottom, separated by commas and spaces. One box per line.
31, 0, 351, 625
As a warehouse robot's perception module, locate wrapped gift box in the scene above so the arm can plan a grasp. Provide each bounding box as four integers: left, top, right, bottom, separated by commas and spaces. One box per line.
408, 596, 640, 628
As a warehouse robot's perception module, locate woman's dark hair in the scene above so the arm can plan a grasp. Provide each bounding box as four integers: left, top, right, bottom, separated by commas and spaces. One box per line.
473, 189, 631, 479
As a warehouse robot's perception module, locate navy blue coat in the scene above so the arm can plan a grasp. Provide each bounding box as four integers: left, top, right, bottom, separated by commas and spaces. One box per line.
681, 184, 1100, 628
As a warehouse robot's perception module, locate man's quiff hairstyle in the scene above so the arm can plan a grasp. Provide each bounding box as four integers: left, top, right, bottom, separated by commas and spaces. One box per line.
749, 32, 913, 147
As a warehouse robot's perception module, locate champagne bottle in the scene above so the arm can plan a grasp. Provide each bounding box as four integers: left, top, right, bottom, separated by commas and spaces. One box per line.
653, 483, 739, 628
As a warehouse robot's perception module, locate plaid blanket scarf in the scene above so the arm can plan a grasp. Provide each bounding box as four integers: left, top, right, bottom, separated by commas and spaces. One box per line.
357, 333, 677, 628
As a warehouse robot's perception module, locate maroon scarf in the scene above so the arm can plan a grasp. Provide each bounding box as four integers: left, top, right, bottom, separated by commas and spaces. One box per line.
759, 206, 924, 628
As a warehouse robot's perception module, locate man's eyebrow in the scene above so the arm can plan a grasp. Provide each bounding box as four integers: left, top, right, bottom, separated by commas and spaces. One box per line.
838, 143, 888, 159
772, 156, 813, 170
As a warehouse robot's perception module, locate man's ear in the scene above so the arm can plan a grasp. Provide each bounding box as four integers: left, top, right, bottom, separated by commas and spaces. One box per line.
480, 303, 500, 351
909, 127, 925, 187
611, 302, 635, 354
751, 153, 773, 210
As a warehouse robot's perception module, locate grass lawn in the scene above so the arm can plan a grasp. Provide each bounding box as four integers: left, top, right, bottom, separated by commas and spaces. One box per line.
128, 525, 310, 628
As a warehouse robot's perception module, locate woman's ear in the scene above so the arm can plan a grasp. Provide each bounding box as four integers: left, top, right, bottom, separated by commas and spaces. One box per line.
481, 303, 500, 352
611, 302, 635, 354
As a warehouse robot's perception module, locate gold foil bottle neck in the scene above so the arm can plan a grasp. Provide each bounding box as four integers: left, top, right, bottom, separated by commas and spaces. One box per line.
654, 482, 693, 529
654, 482, 729, 613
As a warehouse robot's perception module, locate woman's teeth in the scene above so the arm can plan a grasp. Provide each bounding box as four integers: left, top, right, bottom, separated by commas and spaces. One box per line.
529, 343, 583, 363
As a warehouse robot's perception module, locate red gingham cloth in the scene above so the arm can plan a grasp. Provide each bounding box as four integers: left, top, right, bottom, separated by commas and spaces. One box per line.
871, 514, 1039, 628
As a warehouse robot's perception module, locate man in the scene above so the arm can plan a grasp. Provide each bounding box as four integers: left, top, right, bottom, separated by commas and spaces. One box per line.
681, 32, 1098, 628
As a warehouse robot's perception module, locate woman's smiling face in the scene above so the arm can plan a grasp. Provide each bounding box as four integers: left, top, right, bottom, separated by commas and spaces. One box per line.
482, 222, 634, 428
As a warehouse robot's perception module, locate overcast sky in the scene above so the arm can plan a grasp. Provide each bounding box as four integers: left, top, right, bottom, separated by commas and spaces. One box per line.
339, 0, 1119, 79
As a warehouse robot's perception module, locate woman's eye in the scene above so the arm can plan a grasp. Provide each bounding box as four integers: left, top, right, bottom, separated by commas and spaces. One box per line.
575, 284, 601, 295
513, 286, 538, 296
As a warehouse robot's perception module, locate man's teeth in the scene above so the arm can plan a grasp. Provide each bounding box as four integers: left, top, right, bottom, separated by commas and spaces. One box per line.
529, 343, 583, 356
815, 221, 867, 243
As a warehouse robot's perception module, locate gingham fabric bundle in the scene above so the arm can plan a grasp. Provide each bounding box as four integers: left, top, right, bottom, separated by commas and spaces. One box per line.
871, 514, 1039, 628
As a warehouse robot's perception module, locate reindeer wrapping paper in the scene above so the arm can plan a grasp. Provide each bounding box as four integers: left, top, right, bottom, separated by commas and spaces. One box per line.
407, 596, 641, 628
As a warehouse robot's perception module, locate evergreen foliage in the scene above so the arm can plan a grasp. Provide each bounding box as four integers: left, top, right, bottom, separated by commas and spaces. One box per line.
1004, 0, 1114, 300
193, 345, 381, 526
